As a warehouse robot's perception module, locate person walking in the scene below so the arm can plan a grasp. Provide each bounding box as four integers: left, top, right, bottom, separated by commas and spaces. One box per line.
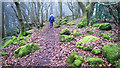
49, 14, 55, 28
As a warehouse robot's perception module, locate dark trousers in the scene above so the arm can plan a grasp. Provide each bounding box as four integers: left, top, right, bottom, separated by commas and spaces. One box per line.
50, 22, 53, 28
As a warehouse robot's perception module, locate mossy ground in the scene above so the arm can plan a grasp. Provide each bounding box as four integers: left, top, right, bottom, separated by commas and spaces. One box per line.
60, 28, 71, 35
103, 43, 119, 64
66, 52, 84, 67
14, 43, 41, 58
60, 35, 74, 42
73, 30, 82, 36
91, 49, 101, 55
76, 36, 99, 45
87, 57, 104, 66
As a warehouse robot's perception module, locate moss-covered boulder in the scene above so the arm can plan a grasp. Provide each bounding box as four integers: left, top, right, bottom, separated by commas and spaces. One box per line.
14, 43, 41, 58
67, 22, 75, 26
92, 23, 102, 27
99, 23, 112, 30
76, 19, 87, 28
54, 25, 60, 28
18, 40, 26, 46
24, 35, 31, 41
116, 61, 120, 68
86, 30, 93, 34
2, 39, 13, 48
100, 33, 111, 40
12, 36, 16, 40
0, 52, 8, 56
17, 33, 25, 41
60, 28, 71, 35
87, 57, 104, 66
76, 36, 99, 45
60, 35, 74, 42
56, 18, 68, 25
103, 43, 119, 64
13, 42, 18, 45
77, 45, 92, 51
92, 49, 101, 55
26, 29, 34, 34
73, 30, 82, 36
66, 52, 84, 67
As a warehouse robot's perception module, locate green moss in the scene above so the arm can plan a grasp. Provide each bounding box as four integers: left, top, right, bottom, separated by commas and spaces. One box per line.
17, 33, 25, 41
76, 36, 99, 46
56, 18, 68, 25
2, 39, 13, 48
24, 35, 31, 41
91, 49, 101, 55
60, 28, 71, 35
67, 22, 75, 26
86, 30, 93, 34
12, 36, 16, 40
13, 42, 18, 45
18, 40, 26, 46
26, 29, 34, 34
87, 57, 104, 66
0, 52, 8, 56
73, 30, 82, 36
100, 33, 111, 40
14, 43, 41, 58
54, 25, 60, 28
99, 23, 112, 30
60, 35, 74, 42
76, 45, 84, 49
103, 43, 119, 64
116, 61, 120, 68
66, 52, 84, 67
83, 46, 92, 51
92, 24, 102, 27
71, 60, 82, 67
76, 19, 87, 28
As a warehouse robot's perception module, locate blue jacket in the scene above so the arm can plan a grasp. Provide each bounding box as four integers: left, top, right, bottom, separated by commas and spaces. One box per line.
49, 16, 55, 23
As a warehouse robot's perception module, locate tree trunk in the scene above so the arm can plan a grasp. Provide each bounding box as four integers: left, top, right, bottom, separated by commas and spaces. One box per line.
2, 2, 5, 38
14, 2, 25, 35
59, 2, 62, 18
40, 2, 43, 27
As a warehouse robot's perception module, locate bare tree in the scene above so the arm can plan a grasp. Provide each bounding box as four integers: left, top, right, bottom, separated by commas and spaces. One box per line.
59, 1, 62, 18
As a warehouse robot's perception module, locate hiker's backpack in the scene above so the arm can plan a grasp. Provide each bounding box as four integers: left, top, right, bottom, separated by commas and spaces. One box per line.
51, 17, 53, 21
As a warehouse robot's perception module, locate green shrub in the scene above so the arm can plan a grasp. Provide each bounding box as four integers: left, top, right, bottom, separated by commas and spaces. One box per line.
73, 30, 82, 36
86, 30, 93, 34
60, 35, 74, 42
2, 39, 13, 48
92, 49, 101, 55
76, 36, 99, 46
14, 43, 41, 58
0, 52, 8, 56
17, 33, 25, 41
116, 61, 120, 68
60, 28, 71, 35
67, 22, 75, 26
87, 57, 104, 66
54, 25, 60, 28
99, 23, 112, 30
66, 52, 84, 67
103, 43, 119, 64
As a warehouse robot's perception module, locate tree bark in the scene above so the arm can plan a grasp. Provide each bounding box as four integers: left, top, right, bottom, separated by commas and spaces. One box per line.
2, 2, 5, 38
14, 2, 25, 35
59, 2, 62, 18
